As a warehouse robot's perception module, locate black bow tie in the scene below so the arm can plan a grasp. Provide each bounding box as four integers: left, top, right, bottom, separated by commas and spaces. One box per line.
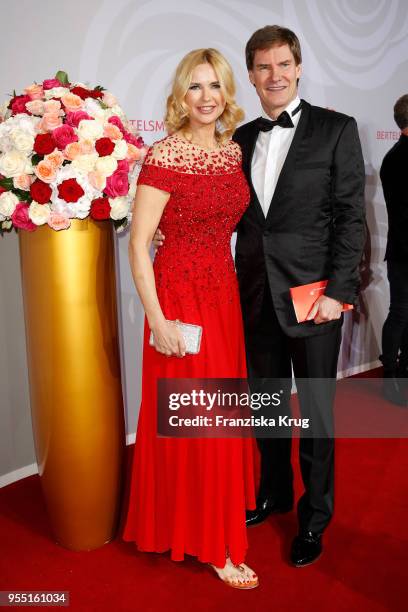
256, 111, 293, 132
256, 102, 302, 132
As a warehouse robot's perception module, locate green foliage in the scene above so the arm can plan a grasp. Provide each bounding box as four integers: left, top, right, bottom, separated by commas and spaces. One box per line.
0, 177, 14, 190
55, 70, 69, 85
31, 153, 43, 166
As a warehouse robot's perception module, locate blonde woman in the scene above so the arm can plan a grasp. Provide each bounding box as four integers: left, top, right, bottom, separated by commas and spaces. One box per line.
122, 49, 258, 589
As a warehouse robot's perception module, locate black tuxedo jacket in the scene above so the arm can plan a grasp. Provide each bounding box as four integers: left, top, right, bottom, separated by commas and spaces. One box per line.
233, 100, 366, 338
380, 134, 408, 261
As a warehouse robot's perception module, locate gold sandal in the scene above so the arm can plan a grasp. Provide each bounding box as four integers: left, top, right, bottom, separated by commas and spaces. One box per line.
209, 563, 259, 590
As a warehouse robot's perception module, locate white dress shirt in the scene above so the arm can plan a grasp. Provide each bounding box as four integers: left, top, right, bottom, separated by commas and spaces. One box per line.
251, 96, 302, 217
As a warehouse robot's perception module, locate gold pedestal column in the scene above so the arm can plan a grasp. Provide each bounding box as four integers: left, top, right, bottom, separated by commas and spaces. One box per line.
19, 219, 125, 551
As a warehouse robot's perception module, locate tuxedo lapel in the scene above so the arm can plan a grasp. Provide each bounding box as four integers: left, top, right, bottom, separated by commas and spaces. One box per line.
241, 123, 266, 225
265, 100, 312, 226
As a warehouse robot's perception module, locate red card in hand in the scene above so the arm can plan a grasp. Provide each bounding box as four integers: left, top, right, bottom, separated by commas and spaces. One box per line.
290, 280, 353, 323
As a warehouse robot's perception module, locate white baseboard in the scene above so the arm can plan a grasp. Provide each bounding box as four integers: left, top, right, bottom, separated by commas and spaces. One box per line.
0, 463, 39, 488
0, 361, 382, 489
0, 435, 138, 489
126, 432, 136, 445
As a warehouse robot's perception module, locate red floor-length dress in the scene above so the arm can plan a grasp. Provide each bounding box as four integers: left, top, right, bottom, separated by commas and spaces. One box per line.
122, 134, 256, 567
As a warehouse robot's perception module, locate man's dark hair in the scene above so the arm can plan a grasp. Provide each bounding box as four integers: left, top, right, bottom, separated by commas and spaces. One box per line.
394, 94, 408, 130
245, 25, 302, 71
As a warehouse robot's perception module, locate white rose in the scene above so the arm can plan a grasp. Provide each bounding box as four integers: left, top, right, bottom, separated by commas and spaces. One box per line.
0, 101, 11, 122
77, 119, 104, 141
83, 98, 103, 119
0, 191, 19, 217
10, 128, 35, 154
0, 151, 31, 177
95, 155, 117, 176
102, 92, 118, 108
71, 153, 98, 175
44, 87, 70, 99
109, 105, 127, 121
28, 202, 51, 225
112, 139, 128, 160
109, 196, 130, 220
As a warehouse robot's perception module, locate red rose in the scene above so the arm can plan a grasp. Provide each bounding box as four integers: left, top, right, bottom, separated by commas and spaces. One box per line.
70, 86, 103, 100
90, 197, 111, 220
0, 175, 7, 196
95, 137, 115, 157
30, 180, 52, 204
34, 134, 56, 156
58, 178, 84, 203
9, 95, 32, 115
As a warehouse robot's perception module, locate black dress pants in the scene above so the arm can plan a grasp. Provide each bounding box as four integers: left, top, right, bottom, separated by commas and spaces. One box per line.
381, 260, 408, 373
245, 285, 342, 535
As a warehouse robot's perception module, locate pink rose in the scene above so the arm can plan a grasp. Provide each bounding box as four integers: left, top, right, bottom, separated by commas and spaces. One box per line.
103, 123, 123, 140
44, 100, 62, 114
52, 125, 78, 150
13, 174, 34, 190
25, 100, 45, 115
104, 170, 129, 198
39, 112, 63, 132
108, 116, 125, 134
61, 93, 84, 112
124, 131, 144, 148
126, 143, 142, 162
24, 84, 44, 100
116, 159, 129, 173
48, 211, 71, 231
43, 78, 62, 90
11, 203, 37, 231
65, 110, 92, 128
88, 170, 106, 191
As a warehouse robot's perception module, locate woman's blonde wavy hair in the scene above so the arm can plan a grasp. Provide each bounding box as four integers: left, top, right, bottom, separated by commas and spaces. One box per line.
165, 48, 244, 143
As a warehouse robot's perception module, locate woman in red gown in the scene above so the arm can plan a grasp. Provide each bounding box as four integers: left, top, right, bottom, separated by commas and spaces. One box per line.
123, 48, 258, 589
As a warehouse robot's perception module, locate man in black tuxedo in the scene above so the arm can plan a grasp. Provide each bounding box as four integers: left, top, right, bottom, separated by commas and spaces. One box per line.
379, 94, 408, 406
232, 25, 365, 566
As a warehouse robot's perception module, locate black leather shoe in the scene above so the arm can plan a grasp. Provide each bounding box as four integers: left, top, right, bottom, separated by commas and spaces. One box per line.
382, 376, 407, 407
246, 496, 293, 527
290, 531, 322, 567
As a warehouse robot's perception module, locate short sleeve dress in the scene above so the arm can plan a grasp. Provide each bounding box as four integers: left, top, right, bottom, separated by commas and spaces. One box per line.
122, 134, 256, 567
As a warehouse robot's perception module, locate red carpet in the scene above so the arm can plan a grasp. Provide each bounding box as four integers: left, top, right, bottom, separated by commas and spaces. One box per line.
1, 379, 407, 611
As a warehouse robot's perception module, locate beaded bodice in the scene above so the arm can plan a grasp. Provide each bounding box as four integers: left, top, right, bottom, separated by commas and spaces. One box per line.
137, 134, 250, 308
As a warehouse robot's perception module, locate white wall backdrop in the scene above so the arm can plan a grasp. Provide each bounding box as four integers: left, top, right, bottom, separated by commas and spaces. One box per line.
1, 0, 408, 482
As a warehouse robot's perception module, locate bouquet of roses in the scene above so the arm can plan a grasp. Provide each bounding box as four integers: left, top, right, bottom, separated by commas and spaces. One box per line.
0, 71, 147, 233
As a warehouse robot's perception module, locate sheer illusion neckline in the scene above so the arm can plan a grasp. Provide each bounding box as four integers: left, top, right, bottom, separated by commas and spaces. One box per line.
171, 133, 231, 153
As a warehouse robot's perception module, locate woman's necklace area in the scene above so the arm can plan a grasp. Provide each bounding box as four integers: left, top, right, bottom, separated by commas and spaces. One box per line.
179, 131, 221, 151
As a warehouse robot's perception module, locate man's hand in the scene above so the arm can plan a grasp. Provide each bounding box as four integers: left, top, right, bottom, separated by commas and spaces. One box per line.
307, 295, 342, 324
152, 228, 165, 251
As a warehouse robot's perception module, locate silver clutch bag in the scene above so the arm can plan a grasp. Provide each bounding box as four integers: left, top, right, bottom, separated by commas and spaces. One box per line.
149, 320, 202, 354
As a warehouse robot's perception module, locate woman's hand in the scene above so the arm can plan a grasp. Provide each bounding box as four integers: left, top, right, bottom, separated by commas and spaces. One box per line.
153, 228, 165, 251
150, 320, 186, 357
